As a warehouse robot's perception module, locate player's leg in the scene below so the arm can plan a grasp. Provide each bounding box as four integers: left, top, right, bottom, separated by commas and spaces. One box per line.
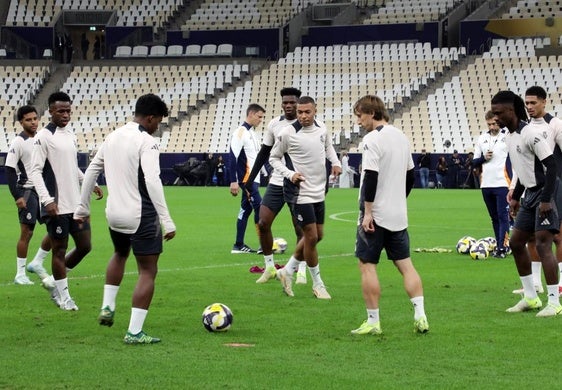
506, 205, 542, 312
14, 221, 34, 284
255, 203, 278, 283
494, 187, 510, 257
249, 182, 263, 253
99, 229, 132, 327
27, 234, 52, 283
555, 226, 562, 294
231, 192, 256, 253
351, 214, 383, 335
65, 217, 92, 270
481, 188, 500, 246
287, 200, 307, 284
534, 207, 562, 317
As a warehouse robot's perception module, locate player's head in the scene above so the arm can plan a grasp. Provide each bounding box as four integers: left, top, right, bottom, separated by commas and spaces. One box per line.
353, 95, 389, 131
524, 86, 547, 119
296, 96, 317, 127
280, 87, 301, 120
16, 105, 39, 135
491, 90, 528, 131
245, 103, 265, 128
134, 93, 169, 134
48, 92, 72, 128
485, 110, 499, 132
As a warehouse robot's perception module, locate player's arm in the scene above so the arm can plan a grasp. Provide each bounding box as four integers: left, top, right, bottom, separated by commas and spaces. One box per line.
140, 140, 176, 238
406, 168, 415, 197
362, 169, 378, 233
29, 132, 56, 212
472, 136, 486, 167
74, 144, 105, 221
539, 154, 557, 204
323, 130, 342, 176
269, 131, 296, 181
5, 166, 23, 203
246, 144, 272, 186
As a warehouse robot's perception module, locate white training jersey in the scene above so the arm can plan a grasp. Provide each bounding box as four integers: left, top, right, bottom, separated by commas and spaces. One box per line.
473, 128, 510, 188
539, 114, 562, 178
505, 120, 553, 189
75, 121, 175, 235
229, 122, 261, 184
29, 123, 84, 214
360, 124, 414, 231
5, 132, 36, 189
269, 120, 341, 204
264, 116, 329, 186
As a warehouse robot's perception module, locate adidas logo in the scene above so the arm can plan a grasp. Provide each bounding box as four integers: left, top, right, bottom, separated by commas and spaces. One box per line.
541, 218, 551, 226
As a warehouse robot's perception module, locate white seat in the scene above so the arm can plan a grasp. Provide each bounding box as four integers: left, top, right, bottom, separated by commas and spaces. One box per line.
148, 45, 166, 57
114, 46, 132, 58
131, 45, 148, 57
0, 48, 6, 58
43, 48, 53, 58
201, 44, 217, 56
184, 44, 201, 57
217, 43, 233, 57
166, 45, 183, 57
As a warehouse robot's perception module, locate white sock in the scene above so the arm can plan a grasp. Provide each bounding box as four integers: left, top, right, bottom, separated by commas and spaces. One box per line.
532, 261, 542, 287
308, 264, 324, 287
521, 274, 537, 299
16, 257, 27, 277
55, 278, 71, 302
366, 308, 379, 324
410, 296, 426, 320
30, 248, 49, 265
284, 256, 300, 276
128, 307, 148, 335
297, 261, 307, 274
558, 262, 562, 286
547, 284, 560, 306
263, 254, 274, 269
102, 284, 120, 311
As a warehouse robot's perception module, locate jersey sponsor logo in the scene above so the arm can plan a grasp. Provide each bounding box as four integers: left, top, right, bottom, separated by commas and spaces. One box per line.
541, 218, 551, 226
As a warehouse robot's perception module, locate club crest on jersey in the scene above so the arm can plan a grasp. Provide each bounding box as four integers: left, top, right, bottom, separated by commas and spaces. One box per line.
56, 226, 62, 234
26, 212, 32, 220
542, 131, 548, 139
320, 134, 325, 143
516, 145, 522, 153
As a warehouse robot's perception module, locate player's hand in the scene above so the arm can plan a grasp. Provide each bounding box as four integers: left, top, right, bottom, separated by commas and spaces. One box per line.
509, 199, 520, 218
73, 215, 90, 229
484, 150, 493, 161
241, 183, 252, 201
506, 189, 514, 203
44, 202, 59, 217
230, 182, 239, 197
291, 173, 305, 184
538, 201, 553, 218
15, 197, 26, 209
164, 231, 176, 241
332, 165, 342, 177
93, 185, 104, 200
362, 213, 375, 233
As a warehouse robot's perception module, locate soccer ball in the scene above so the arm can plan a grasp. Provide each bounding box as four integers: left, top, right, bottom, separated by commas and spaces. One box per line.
469, 242, 489, 260
479, 237, 497, 252
202, 303, 233, 332
456, 236, 476, 254
272, 237, 288, 254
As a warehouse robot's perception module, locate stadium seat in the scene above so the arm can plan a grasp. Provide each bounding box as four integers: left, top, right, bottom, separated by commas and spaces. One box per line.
148, 45, 166, 57
114, 46, 132, 58
184, 44, 201, 57
0, 49, 6, 58
201, 44, 218, 56
131, 45, 148, 57
166, 45, 184, 57
217, 43, 233, 57
42, 48, 53, 59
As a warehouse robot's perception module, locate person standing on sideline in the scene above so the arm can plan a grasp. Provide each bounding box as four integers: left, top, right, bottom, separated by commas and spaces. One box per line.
5, 105, 53, 286
339, 151, 353, 188
215, 155, 225, 186
416, 149, 431, 188
229, 104, 265, 254
492, 90, 561, 317
448, 150, 463, 188
435, 156, 448, 188
472, 110, 511, 258
245, 87, 307, 283
270, 96, 342, 299
75, 93, 175, 344
29, 92, 103, 311
349, 95, 428, 335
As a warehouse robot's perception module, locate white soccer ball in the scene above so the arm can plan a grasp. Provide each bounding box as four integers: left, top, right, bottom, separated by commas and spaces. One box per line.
272, 237, 288, 254
479, 237, 497, 252
202, 303, 233, 332
469, 242, 489, 260
456, 236, 476, 254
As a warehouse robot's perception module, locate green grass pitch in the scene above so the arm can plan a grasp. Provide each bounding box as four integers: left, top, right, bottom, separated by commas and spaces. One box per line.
0, 186, 559, 389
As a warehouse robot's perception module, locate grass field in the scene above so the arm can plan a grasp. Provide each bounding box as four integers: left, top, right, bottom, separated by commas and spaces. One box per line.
0, 186, 560, 389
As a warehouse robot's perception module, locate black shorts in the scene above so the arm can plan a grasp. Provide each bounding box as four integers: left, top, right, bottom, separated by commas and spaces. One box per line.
515, 188, 560, 234
109, 213, 163, 256
45, 213, 90, 240
290, 201, 325, 227
355, 213, 410, 264
18, 188, 41, 226
261, 184, 285, 214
